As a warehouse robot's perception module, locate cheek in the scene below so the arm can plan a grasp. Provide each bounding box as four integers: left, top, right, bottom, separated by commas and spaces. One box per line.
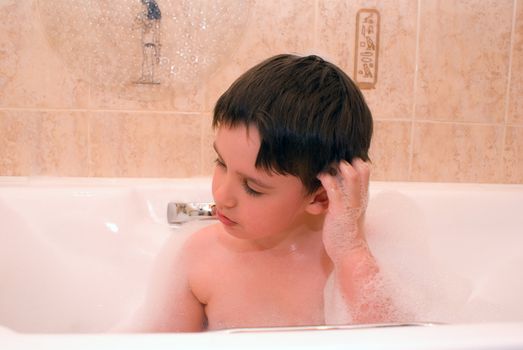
211, 166, 222, 197
211, 172, 217, 195
246, 195, 305, 228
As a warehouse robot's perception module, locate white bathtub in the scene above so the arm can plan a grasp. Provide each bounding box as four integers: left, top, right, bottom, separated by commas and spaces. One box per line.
1, 176, 523, 349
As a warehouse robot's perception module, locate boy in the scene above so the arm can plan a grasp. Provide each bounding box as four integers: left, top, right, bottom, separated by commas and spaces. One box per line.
127, 54, 394, 332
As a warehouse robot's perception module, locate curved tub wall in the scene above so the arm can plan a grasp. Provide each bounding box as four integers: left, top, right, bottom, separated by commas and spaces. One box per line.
0, 177, 212, 333
0, 177, 522, 334
365, 183, 523, 323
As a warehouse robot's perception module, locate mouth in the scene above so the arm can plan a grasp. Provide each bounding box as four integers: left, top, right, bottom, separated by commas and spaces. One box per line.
216, 210, 237, 226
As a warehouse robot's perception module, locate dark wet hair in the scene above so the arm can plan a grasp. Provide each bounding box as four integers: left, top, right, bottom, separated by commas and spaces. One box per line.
142, 0, 161, 20
213, 54, 373, 194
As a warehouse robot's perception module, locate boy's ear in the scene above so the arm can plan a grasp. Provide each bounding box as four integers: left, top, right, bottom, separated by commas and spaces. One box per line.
305, 187, 329, 215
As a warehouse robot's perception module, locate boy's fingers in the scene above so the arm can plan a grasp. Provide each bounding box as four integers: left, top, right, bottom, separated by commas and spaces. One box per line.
338, 159, 371, 208
317, 173, 343, 209
338, 160, 363, 208
352, 158, 371, 210
351, 158, 370, 193
318, 159, 372, 210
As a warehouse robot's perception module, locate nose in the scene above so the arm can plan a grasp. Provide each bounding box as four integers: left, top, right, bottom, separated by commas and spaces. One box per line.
212, 172, 237, 209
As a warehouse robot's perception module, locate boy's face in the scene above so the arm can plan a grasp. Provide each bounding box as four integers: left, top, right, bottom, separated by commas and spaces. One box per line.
212, 125, 317, 245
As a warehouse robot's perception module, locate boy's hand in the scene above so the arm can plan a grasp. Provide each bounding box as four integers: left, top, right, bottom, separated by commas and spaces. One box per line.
317, 158, 370, 264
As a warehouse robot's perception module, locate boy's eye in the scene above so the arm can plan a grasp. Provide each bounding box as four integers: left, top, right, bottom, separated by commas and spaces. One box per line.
214, 158, 226, 168
242, 181, 263, 197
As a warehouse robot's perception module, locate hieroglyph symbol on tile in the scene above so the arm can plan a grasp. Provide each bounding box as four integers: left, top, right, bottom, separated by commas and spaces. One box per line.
354, 9, 380, 89
134, 0, 162, 85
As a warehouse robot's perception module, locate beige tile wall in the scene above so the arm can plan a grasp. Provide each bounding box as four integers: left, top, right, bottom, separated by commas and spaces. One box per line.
0, 0, 521, 183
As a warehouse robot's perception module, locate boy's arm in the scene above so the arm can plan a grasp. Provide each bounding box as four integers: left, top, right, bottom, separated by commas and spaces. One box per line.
113, 235, 205, 332
318, 159, 395, 324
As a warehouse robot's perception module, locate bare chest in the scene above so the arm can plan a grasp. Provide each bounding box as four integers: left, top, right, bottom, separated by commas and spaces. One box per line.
191, 253, 331, 330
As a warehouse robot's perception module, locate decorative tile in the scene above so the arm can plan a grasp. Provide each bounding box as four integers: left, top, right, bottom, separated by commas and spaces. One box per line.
317, 0, 418, 120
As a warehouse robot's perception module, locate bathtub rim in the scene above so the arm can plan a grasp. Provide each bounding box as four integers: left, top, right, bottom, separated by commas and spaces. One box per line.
2, 322, 523, 350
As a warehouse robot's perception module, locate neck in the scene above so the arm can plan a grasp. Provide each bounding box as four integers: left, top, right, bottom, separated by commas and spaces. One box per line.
247, 214, 325, 255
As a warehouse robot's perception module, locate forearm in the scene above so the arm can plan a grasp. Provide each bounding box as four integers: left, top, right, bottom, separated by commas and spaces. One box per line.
333, 244, 396, 324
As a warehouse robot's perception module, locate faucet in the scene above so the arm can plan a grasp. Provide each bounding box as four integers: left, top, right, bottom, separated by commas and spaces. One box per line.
167, 202, 216, 224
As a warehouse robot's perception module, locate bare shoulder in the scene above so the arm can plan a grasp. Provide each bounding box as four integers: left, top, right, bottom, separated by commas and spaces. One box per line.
179, 222, 222, 263
184, 222, 221, 248
179, 223, 225, 304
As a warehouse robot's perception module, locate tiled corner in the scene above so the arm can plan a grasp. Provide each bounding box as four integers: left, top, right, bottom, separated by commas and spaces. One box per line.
205, 0, 316, 111
88, 112, 202, 177
369, 121, 412, 181
508, 0, 523, 125
416, 0, 513, 123
411, 122, 504, 182
317, 0, 418, 120
0, 110, 89, 176
502, 126, 523, 182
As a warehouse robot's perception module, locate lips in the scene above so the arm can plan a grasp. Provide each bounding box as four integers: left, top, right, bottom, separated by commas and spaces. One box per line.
216, 210, 237, 226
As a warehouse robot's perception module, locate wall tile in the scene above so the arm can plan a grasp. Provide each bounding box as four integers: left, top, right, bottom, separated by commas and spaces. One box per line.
0, 111, 37, 176
89, 81, 206, 112
88, 112, 202, 177
0, 110, 89, 176
37, 112, 90, 176
317, 0, 418, 119
369, 120, 412, 181
36, 1, 254, 112
205, 0, 316, 111
411, 122, 504, 182
416, 0, 513, 123
1, 0, 521, 183
0, 1, 88, 109
502, 126, 523, 182
201, 114, 216, 176
508, 0, 523, 125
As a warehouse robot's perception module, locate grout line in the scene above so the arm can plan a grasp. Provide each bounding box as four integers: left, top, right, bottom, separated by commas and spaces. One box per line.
2, 106, 514, 127
398, 119, 510, 127
313, 0, 319, 50
200, 114, 205, 176
0, 107, 203, 115
504, 0, 518, 127
407, 0, 423, 180
86, 113, 92, 177
499, 0, 519, 176
374, 117, 512, 126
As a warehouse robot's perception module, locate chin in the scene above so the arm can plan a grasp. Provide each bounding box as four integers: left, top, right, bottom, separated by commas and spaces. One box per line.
221, 223, 269, 241
220, 223, 248, 239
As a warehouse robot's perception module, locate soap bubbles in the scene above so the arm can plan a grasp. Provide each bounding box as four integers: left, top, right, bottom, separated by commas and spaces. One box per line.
36, 0, 252, 94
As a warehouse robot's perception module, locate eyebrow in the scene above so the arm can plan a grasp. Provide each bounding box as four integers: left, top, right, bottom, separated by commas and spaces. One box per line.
213, 142, 274, 190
